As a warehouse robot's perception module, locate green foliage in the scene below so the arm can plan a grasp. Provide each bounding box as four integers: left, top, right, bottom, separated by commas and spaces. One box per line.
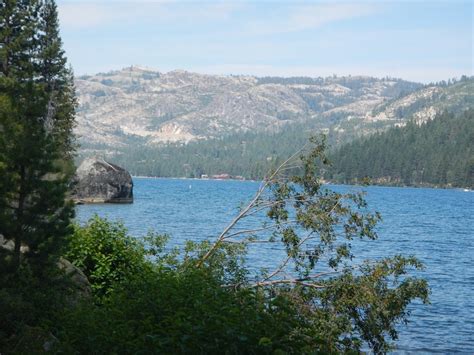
60, 272, 307, 353
314, 256, 429, 353
0, 0, 77, 271
327, 110, 474, 188
56, 216, 428, 354
0, 0, 77, 350
263, 136, 381, 274
66, 216, 154, 299
0, 262, 73, 352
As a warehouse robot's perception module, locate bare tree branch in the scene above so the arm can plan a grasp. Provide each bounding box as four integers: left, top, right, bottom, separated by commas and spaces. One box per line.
250, 279, 326, 289
223, 219, 298, 239
196, 144, 309, 267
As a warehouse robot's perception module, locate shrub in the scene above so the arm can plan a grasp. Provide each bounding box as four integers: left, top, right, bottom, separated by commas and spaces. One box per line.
65, 216, 154, 299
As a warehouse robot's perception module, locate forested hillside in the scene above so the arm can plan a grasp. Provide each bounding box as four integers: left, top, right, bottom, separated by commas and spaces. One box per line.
326, 110, 474, 188
100, 122, 321, 179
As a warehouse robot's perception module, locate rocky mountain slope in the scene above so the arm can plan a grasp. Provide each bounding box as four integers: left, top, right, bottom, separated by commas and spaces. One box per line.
367, 78, 473, 123
75, 67, 433, 151
326, 77, 473, 143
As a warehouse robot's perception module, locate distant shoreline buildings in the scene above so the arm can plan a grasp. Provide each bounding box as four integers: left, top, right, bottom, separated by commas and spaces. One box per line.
201, 174, 245, 181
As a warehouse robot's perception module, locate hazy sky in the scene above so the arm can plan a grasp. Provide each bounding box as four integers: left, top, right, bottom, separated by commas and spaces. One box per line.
57, 0, 473, 83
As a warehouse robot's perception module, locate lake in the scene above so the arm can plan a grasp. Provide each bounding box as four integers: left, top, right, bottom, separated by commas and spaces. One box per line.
76, 178, 474, 353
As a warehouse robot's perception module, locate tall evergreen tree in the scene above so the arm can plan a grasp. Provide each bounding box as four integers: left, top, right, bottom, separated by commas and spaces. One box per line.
0, 0, 76, 272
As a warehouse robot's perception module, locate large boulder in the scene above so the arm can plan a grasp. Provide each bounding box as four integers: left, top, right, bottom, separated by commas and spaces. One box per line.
72, 157, 133, 203
0, 234, 29, 253
57, 257, 92, 300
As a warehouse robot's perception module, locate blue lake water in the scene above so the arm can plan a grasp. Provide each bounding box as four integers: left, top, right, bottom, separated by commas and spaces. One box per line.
76, 178, 474, 353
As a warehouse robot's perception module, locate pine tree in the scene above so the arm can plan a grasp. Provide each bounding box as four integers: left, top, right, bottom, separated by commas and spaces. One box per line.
0, 0, 76, 272
37, 0, 76, 156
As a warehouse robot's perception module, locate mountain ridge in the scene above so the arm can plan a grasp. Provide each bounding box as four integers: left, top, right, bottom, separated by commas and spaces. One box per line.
75, 67, 433, 150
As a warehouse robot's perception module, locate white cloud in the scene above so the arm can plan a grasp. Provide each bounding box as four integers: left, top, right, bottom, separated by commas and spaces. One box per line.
58, 1, 244, 30
244, 3, 378, 35
287, 3, 376, 32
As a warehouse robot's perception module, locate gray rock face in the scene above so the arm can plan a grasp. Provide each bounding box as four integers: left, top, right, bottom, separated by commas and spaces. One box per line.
0, 234, 14, 251
0, 234, 29, 253
73, 157, 133, 203
57, 257, 92, 299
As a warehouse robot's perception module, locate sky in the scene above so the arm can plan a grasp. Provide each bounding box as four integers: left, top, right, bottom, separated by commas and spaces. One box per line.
57, 0, 473, 83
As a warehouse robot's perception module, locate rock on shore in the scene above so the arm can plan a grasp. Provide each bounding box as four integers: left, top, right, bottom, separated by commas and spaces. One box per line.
73, 157, 133, 204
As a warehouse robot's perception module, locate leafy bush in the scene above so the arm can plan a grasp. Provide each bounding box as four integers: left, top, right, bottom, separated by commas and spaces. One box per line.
57, 237, 357, 354
65, 216, 154, 299
56, 219, 428, 353
0, 264, 72, 352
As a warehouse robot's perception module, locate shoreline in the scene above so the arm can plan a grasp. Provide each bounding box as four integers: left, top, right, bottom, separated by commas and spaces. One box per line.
133, 175, 260, 183
131, 176, 472, 191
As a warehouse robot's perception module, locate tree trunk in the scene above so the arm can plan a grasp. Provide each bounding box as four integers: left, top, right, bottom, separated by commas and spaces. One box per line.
13, 165, 26, 270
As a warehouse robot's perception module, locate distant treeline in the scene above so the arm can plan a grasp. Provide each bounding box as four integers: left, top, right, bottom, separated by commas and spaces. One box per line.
109, 123, 318, 180
326, 110, 474, 188
105, 110, 473, 188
